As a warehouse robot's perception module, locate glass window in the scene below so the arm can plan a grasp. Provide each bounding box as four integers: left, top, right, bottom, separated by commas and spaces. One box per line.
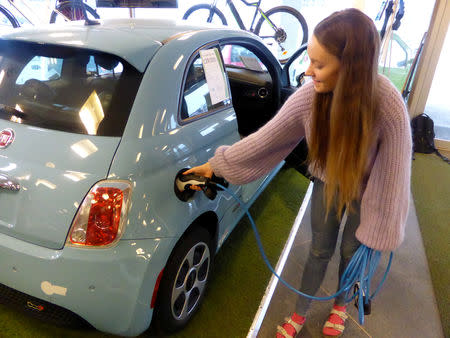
16, 56, 63, 84
375, 0, 435, 91
424, 31, 450, 141
181, 49, 230, 120
0, 40, 143, 136
287, 48, 310, 87
86, 55, 123, 76
221, 44, 267, 71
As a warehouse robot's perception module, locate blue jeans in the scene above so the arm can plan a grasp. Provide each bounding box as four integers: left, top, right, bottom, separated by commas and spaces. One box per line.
296, 179, 361, 316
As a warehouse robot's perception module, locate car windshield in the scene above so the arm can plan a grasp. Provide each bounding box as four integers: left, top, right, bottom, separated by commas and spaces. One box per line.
0, 40, 143, 136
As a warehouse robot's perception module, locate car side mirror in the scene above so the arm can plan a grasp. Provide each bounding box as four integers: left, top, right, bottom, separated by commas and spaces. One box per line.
295, 72, 306, 87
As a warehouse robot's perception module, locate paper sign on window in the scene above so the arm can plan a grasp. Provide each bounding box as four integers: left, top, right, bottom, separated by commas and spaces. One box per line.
199, 49, 229, 105
240, 56, 264, 72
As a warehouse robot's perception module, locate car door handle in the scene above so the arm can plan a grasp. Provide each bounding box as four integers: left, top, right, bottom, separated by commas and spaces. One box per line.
0, 173, 20, 191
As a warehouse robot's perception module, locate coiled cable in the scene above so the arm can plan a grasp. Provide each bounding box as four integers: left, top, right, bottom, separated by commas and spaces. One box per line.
216, 183, 393, 324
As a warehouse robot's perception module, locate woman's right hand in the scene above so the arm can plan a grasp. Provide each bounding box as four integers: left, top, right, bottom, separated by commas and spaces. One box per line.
183, 162, 214, 178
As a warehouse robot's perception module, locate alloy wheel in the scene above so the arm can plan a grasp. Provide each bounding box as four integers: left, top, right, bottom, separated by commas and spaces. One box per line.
170, 242, 210, 321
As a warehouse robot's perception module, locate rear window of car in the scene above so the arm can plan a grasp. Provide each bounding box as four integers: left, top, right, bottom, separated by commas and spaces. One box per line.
0, 40, 143, 136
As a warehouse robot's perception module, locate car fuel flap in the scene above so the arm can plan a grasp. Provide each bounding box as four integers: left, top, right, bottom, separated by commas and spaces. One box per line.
0, 122, 121, 250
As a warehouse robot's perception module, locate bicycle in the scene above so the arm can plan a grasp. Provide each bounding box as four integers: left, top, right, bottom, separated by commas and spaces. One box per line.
50, 0, 100, 24
182, 0, 308, 63
0, 3, 20, 28
0, 0, 99, 28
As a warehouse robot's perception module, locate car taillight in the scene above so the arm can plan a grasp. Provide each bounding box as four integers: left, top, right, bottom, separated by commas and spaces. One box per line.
67, 180, 132, 247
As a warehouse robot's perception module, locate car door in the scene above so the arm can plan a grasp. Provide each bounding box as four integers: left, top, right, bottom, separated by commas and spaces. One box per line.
280, 44, 311, 178
280, 44, 309, 100
219, 39, 300, 203
178, 44, 242, 212
218, 40, 311, 182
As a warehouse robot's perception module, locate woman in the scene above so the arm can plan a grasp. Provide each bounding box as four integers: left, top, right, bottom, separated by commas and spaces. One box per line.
184, 8, 411, 338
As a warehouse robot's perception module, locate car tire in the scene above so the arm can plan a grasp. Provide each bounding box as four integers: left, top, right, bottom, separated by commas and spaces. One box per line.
154, 226, 213, 333
49, 2, 100, 23
182, 4, 227, 26
0, 6, 20, 28
254, 6, 308, 63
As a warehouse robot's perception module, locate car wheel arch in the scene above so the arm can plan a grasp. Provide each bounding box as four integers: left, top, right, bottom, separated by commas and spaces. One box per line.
182, 211, 219, 254
153, 211, 219, 299
151, 211, 218, 333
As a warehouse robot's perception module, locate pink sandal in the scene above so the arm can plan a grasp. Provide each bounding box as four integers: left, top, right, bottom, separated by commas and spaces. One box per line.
276, 312, 305, 338
322, 304, 348, 337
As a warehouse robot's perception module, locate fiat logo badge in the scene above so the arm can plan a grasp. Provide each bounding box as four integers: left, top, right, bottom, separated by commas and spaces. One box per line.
0, 129, 15, 148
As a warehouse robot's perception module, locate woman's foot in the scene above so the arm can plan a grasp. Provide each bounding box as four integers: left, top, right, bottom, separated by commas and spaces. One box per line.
322, 304, 348, 337
276, 312, 305, 338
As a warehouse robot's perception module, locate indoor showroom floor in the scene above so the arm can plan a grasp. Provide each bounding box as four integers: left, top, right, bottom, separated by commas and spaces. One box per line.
251, 187, 445, 338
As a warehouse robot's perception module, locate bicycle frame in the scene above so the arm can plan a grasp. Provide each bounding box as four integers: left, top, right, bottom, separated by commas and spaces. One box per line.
226, 0, 278, 33
53, 0, 72, 21
53, 0, 97, 23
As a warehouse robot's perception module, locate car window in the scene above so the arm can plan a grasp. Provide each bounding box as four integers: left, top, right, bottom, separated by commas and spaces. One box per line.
16, 56, 63, 84
181, 48, 231, 120
221, 45, 267, 72
86, 56, 124, 76
287, 49, 310, 87
0, 40, 143, 136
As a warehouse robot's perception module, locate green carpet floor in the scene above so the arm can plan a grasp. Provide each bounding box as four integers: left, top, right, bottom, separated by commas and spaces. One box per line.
411, 153, 450, 337
0, 168, 310, 338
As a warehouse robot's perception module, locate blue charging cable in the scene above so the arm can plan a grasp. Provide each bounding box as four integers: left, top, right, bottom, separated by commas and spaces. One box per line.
216, 183, 393, 325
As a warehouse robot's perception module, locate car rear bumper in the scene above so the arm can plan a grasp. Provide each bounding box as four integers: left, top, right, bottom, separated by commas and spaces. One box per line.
0, 232, 173, 336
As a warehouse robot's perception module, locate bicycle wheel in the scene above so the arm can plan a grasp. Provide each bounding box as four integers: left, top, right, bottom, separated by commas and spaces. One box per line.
0, 5, 20, 29
50, 1, 99, 24
182, 4, 227, 26
254, 6, 308, 63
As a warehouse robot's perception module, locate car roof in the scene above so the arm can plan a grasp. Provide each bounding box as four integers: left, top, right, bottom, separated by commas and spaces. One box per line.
1, 18, 235, 72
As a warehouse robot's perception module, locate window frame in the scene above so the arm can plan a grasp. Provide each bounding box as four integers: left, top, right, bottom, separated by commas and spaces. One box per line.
178, 42, 233, 125
219, 38, 284, 112
219, 37, 283, 96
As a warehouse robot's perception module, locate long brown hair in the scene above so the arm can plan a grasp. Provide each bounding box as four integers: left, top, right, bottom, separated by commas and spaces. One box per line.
308, 8, 380, 217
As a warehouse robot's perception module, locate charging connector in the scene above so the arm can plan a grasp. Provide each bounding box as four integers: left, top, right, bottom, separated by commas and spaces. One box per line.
174, 168, 228, 201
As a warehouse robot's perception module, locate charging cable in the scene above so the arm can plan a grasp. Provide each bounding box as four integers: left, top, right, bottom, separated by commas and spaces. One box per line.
175, 170, 393, 324
216, 182, 393, 325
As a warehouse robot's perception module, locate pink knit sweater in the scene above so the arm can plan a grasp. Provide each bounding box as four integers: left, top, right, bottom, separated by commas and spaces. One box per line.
209, 75, 412, 251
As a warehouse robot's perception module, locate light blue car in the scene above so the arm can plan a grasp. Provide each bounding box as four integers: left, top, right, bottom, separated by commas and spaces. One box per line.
0, 18, 307, 336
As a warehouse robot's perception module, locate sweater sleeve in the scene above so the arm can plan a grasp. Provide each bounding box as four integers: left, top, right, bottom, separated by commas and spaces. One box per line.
356, 84, 412, 251
209, 82, 313, 185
